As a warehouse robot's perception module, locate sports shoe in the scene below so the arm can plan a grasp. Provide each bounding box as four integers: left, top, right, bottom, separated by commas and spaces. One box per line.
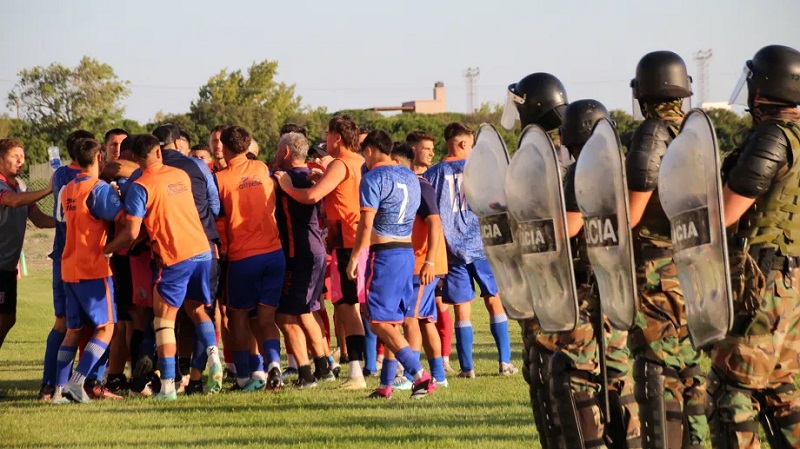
153, 390, 178, 401
410, 372, 434, 399
106, 374, 129, 396
206, 361, 224, 394
281, 367, 299, 380
457, 369, 476, 379
392, 377, 413, 391
340, 376, 367, 390
330, 362, 341, 379
317, 371, 336, 383
266, 367, 283, 391
65, 382, 92, 404
368, 386, 392, 399
362, 368, 380, 378
443, 357, 456, 374
51, 392, 72, 405
293, 377, 318, 389
86, 380, 124, 400
38, 384, 55, 402
436, 378, 449, 388
243, 378, 267, 392
185, 380, 204, 396
499, 362, 519, 376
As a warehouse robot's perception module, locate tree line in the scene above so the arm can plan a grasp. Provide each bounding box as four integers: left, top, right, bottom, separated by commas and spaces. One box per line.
1, 56, 752, 169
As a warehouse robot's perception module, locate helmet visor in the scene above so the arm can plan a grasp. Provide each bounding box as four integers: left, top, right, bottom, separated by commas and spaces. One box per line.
501, 86, 524, 130
729, 65, 751, 106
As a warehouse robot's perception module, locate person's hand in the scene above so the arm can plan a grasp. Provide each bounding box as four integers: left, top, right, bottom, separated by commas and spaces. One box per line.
420, 262, 435, 286
346, 257, 359, 281
274, 170, 293, 190
46, 175, 54, 194
307, 169, 324, 183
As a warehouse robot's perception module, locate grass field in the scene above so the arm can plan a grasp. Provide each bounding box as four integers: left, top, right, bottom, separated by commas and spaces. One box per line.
0, 270, 540, 449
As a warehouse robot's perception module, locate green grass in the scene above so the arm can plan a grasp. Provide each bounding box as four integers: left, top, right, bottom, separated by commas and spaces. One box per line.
0, 272, 539, 449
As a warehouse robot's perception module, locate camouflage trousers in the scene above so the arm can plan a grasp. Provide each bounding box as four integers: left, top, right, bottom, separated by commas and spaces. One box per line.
628, 256, 709, 447
520, 284, 641, 449
709, 267, 800, 449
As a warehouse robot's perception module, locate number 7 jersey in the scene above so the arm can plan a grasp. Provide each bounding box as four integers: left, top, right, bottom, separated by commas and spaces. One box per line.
423, 157, 486, 265
360, 162, 420, 239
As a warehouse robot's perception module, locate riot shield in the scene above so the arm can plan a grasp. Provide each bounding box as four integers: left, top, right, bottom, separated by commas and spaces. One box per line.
658, 109, 733, 349
574, 119, 638, 331
505, 125, 578, 332
463, 124, 533, 320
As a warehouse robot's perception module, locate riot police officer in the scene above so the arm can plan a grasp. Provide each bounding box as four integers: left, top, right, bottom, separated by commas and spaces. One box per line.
710, 44, 800, 449
625, 51, 709, 449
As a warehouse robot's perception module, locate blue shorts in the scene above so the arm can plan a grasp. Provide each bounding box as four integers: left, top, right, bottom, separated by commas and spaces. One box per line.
406, 275, 439, 322
65, 277, 117, 329
443, 258, 499, 304
52, 259, 67, 318
278, 254, 325, 316
155, 252, 212, 308
365, 245, 414, 324
228, 249, 286, 310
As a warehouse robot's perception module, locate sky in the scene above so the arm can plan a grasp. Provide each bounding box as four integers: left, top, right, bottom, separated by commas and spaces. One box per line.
1, 0, 798, 124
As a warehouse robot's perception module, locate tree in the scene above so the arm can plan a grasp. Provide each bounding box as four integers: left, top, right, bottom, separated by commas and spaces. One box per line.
705, 108, 750, 155
609, 109, 637, 152
7, 57, 130, 158
189, 59, 303, 161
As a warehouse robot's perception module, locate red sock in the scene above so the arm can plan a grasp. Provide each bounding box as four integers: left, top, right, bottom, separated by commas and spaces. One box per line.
437, 305, 453, 358
216, 331, 221, 346
223, 346, 232, 365
376, 340, 384, 357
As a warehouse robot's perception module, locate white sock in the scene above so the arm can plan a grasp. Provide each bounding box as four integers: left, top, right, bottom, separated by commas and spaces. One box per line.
69, 371, 87, 387
161, 378, 176, 395
237, 376, 251, 388
348, 360, 363, 379
287, 354, 298, 369
251, 370, 266, 381
206, 346, 221, 367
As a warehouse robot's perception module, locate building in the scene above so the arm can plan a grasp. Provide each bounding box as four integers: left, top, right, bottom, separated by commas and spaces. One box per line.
367, 82, 447, 114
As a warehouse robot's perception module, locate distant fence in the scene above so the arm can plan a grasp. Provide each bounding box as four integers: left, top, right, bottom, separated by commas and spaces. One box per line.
21, 161, 58, 217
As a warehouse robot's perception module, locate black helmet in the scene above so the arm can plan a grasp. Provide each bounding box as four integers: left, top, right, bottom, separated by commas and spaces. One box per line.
508, 73, 568, 131
560, 99, 609, 149
631, 51, 693, 101
744, 45, 800, 107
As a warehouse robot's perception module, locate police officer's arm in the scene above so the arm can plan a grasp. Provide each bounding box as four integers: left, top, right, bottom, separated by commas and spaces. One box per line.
626, 119, 671, 227
27, 204, 55, 228
563, 166, 583, 237
722, 124, 790, 226
275, 159, 347, 204
0, 178, 53, 208
347, 210, 375, 281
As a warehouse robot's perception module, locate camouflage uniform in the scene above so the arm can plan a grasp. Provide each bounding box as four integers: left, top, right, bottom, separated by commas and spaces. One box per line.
628, 101, 709, 449
709, 117, 800, 449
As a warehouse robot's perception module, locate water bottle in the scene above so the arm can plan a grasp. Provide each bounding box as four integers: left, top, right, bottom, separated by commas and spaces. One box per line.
48, 146, 61, 171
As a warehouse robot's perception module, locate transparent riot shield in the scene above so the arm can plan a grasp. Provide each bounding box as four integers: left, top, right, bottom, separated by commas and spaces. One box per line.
574, 119, 638, 331
658, 109, 733, 349
463, 124, 532, 319
505, 124, 578, 332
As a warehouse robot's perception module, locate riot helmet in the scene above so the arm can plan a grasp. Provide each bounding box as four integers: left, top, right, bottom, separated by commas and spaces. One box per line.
560, 99, 609, 153
630, 51, 693, 102
729, 45, 800, 109
501, 72, 568, 131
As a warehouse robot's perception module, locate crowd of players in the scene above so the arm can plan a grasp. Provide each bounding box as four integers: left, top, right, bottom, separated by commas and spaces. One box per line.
0, 116, 518, 402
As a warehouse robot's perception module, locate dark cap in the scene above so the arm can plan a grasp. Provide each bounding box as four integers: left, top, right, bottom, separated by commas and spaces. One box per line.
313, 141, 329, 157
152, 123, 181, 147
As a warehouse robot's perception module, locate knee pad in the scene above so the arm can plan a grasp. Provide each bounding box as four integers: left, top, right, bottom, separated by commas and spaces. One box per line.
154, 317, 176, 346
634, 358, 686, 449
550, 351, 604, 448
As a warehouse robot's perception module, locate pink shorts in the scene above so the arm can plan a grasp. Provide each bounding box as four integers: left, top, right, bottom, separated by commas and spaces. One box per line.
130, 247, 154, 308
329, 247, 368, 304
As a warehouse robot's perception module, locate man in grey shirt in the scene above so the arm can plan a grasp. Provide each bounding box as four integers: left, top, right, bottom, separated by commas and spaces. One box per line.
0, 138, 55, 351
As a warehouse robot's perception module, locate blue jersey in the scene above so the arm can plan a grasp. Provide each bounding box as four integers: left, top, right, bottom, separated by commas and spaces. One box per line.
423, 158, 485, 265
52, 163, 84, 260
74, 175, 124, 222
360, 163, 420, 239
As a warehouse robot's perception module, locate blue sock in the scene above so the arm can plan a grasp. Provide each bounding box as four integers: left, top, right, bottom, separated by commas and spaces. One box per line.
55, 345, 78, 387
379, 358, 398, 388
192, 320, 216, 370
395, 346, 423, 378
362, 315, 377, 373
42, 329, 65, 386
455, 321, 474, 372
249, 353, 264, 373
404, 350, 421, 382
429, 357, 445, 382
233, 350, 250, 380
159, 356, 176, 380
76, 339, 108, 378
86, 345, 109, 382
490, 314, 512, 364
261, 339, 281, 371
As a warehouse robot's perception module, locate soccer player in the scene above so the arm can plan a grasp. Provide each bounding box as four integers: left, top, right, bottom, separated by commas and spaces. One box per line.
209, 125, 228, 171
190, 144, 213, 166
215, 126, 286, 391
422, 123, 516, 377
0, 138, 54, 352
39, 130, 94, 401
177, 130, 191, 155
104, 134, 221, 400
274, 131, 333, 387
52, 138, 123, 404
275, 115, 368, 389
345, 130, 432, 399
103, 128, 129, 163
391, 143, 448, 388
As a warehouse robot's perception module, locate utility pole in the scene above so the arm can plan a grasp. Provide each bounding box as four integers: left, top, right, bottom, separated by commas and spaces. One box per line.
464, 67, 480, 113
694, 49, 713, 107
15, 98, 20, 120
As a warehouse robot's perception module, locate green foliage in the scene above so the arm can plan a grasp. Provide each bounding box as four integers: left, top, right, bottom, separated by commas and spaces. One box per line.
609, 109, 638, 152
705, 108, 751, 155
6, 57, 130, 161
